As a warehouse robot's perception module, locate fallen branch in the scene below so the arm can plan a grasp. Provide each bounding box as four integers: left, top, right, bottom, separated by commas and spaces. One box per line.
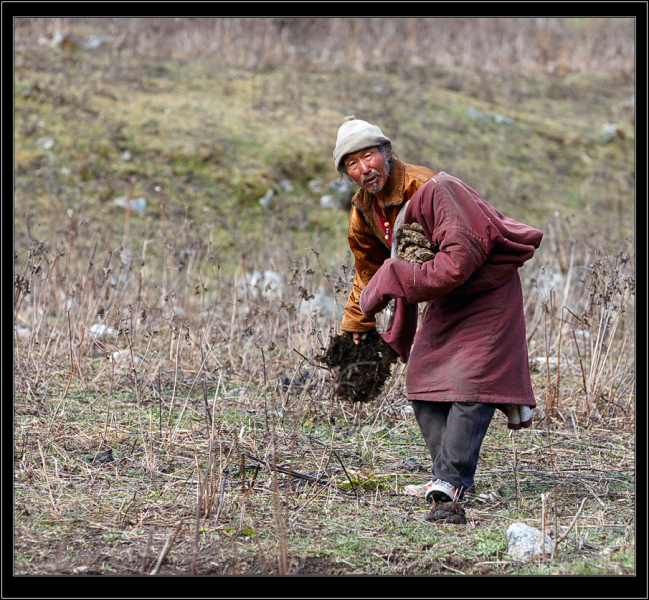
150, 521, 184, 575
556, 498, 588, 546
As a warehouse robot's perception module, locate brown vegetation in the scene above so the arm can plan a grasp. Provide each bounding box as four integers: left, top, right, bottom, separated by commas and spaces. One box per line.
15, 17, 634, 75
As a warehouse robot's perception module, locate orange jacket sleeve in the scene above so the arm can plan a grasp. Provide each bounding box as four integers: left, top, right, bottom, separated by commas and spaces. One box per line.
340, 210, 390, 332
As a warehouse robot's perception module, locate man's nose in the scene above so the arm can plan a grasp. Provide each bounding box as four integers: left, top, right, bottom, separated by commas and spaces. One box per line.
359, 160, 372, 173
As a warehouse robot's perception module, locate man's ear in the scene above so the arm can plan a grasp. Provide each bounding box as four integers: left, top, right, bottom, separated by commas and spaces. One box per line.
385, 145, 392, 161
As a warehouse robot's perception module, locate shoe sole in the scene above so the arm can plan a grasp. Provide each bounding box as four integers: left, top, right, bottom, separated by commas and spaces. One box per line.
426, 489, 458, 503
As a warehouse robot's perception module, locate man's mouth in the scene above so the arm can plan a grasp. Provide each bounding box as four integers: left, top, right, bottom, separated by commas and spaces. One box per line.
363, 173, 379, 186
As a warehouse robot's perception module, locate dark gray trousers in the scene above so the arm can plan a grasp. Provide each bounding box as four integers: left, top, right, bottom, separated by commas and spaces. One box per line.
411, 400, 496, 498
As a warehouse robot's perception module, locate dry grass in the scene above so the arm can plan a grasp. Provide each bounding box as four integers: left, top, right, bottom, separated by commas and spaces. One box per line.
12, 27, 635, 576
13, 187, 635, 576
15, 17, 634, 75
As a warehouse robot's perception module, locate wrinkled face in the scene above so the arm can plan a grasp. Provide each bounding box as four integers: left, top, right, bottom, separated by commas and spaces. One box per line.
343, 146, 391, 194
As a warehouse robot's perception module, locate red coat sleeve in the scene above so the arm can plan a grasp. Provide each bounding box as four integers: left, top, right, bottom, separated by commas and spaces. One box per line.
360, 177, 497, 313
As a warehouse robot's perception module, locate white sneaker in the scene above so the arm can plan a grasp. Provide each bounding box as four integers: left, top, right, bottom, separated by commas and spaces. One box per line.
403, 480, 436, 498
425, 479, 460, 503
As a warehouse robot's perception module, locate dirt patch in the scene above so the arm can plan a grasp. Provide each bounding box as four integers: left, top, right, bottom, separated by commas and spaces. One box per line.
317, 330, 398, 403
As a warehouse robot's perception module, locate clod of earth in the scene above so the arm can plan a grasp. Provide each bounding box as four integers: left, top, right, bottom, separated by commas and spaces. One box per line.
81, 449, 115, 465
316, 330, 398, 403
396, 222, 438, 264
426, 501, 467, 525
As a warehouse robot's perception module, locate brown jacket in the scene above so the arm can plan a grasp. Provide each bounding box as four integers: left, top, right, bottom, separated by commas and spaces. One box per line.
341, 160, 436, 332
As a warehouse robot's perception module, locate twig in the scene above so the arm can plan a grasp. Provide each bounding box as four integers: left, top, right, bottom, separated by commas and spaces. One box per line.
330, 448, 359, 497
214, 476, 227, 524
291, 346, 330, 372
150, 521, 184, 575
556, 498, 588, 546
61, 310, 74, 402
140, 531, 153, 574
37, 440, 60, 516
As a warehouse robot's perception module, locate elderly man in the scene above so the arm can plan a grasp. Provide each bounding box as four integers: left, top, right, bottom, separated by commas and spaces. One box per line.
334, 116, 543, 504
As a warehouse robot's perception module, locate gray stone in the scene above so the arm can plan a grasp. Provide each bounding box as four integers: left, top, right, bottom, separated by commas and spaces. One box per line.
620, 94, 634, 108
308, 179, 324, 193
258, 188, 275, 208
82, 35, 107, 50
506, 523, 554, 559
467, 107, 490, 121
38, 137, 54, 150
494, 113, 514, 125
237, 270, 284, 301
601, 123, 623, 142
278, 179, 293, 192
327, 179, 352, 194
114, 196, 147, 211
90, 323, 118, 339
298, 293, 336, 318
320, 194, 341, 209
120, 150, 132, 161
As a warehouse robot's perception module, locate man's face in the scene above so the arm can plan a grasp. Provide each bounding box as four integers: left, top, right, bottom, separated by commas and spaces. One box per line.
343, 146, 391, 194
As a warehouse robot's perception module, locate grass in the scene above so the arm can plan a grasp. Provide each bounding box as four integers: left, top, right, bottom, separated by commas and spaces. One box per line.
13, 30, 635, 578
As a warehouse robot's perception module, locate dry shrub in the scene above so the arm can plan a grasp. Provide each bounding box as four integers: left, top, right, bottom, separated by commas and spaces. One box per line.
14, 17, 634, 75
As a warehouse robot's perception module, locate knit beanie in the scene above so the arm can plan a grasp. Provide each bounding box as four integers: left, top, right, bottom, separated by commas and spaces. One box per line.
333, 116, 391, 172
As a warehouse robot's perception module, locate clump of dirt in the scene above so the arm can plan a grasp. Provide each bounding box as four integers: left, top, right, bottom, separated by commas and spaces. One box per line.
426, 501, 467, 525
317, 330, 398, 403
396, 222, 438, 263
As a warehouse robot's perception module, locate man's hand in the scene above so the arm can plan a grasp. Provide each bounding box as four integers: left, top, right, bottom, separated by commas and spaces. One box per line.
352, 333, 361, 345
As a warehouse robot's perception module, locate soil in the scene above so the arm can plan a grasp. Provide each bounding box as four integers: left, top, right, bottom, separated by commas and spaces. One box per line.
12, 526, 354, 576
317, 331, 399, 403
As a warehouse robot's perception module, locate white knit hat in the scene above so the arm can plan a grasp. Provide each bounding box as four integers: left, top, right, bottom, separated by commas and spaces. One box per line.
333, 116, 391, 171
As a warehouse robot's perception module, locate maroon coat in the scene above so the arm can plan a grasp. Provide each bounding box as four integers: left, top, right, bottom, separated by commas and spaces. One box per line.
359, 172, 543, 406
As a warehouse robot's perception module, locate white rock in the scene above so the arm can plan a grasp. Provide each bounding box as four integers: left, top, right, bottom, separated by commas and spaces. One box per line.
14, 325, 31, 340
109, 350, 144, 368
531, 356, 572, 370
120, 150, 132, 161
320, 195, 341, 209
90, 323, 118, 339
38, 138, 54, 150
258, 188, 275, 208
60, 167, 71, 175
467, 107, 490, 121
494, 113, 514, 125
327, 179, 352, 194
113, 196, 147, 211
82, 35, 106, 49
72, 565, 89, 574
298, 293, 342, 319
506, 523, 554, 559
308, 179, 324, 193
601, 123, 622, 142
620, 94, 634, 108
526, 267, 566, 299
278, 179, 293, 192
237, 270, 284, 301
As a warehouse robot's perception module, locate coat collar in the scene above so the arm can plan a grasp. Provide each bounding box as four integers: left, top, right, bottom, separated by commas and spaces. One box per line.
350, 159, 408, 213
